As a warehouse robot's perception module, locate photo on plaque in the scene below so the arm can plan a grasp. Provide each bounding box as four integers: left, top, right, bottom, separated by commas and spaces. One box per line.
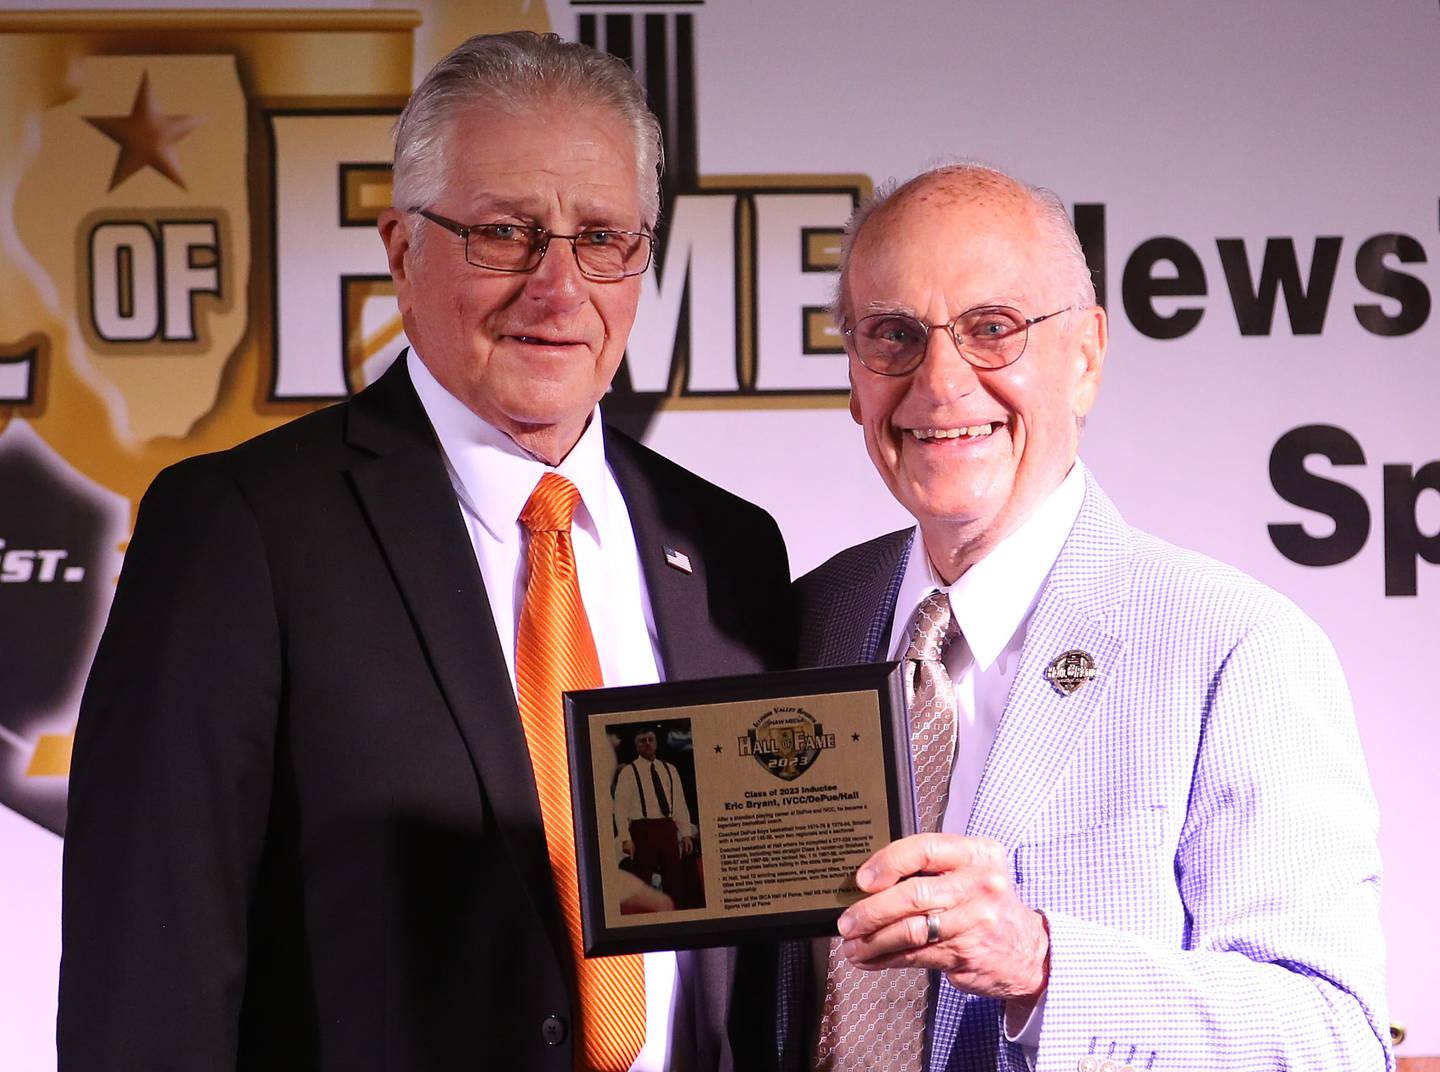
607, 718, 706, 913
564, 662, 913, 957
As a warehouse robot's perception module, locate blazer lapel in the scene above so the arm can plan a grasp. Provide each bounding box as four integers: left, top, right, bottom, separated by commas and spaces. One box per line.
966, 475, 1132, 847
344, 357, 571, 968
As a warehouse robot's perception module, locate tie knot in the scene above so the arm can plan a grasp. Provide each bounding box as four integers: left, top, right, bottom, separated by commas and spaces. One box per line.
521, 473, 582, 533
904, 589, 955, 662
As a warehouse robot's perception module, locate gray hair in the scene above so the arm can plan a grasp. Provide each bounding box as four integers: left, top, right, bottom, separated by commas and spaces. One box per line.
832, 161, 1096, 323
391, 31, 663, 229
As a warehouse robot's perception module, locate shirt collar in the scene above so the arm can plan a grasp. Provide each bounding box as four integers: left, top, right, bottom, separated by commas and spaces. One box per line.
406, 349, 611, 542
893, 462, 1087, 670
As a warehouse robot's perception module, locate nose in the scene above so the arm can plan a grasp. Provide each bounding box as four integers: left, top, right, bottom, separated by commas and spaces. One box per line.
910, 323, 980, 402
522, 236, 587, 310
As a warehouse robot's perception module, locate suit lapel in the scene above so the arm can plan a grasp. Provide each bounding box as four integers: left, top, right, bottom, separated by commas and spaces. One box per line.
344, 357, 571, 967
966, 475, 1132, 846
801, 529, 914, 667
605, 429, 712, 680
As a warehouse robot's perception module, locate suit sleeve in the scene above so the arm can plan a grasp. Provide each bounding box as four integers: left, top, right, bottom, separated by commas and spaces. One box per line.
1029, 607, 1392, 1072
58, 459, 281, 1070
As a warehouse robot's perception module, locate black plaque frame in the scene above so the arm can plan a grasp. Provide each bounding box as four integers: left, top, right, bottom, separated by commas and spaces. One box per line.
565, 662, 913, 957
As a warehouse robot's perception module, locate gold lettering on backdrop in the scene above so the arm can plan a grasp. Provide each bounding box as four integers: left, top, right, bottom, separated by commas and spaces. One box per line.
0, 8, 875, 830
0, 10, 418, 823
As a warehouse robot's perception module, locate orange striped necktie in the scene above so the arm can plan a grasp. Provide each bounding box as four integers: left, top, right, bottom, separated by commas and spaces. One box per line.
516, 473, 647, 1071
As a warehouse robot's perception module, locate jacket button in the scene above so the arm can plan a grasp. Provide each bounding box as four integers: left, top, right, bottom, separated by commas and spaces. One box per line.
541, 1014, 568, 1046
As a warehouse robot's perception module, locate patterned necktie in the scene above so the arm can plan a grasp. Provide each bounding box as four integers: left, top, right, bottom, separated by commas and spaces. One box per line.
516, 473, 646, 1071
903, 590, 960, 832
814, 589, 959, 1071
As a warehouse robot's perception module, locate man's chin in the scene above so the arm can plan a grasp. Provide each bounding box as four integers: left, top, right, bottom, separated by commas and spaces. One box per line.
488, 386, 600, 432
893, 459, 1008, 515
897, 479, 1006, 535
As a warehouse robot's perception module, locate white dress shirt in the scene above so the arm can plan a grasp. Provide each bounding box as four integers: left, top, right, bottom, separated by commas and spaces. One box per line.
408, 351, 677, 1072
615, 755, 696, 841
886, 461, 1085, 1064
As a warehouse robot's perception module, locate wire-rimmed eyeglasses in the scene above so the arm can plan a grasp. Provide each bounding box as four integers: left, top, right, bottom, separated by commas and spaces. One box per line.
410, 208, 653, 281
842, 304, 1072, 376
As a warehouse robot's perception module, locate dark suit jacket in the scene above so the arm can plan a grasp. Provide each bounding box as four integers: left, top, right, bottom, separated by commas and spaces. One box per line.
59, 356, 793, 1071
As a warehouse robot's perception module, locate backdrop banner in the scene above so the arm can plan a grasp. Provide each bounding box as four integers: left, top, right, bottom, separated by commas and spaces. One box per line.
1, 1, 1435, 1066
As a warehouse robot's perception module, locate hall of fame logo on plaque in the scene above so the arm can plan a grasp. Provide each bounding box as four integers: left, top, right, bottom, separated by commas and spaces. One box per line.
738, 706, 837, 782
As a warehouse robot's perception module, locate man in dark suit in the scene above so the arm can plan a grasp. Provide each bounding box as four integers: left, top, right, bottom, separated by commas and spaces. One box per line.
59, 32, 789, 1071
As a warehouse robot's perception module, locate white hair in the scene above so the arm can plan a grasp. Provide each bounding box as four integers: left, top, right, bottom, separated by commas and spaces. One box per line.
391, 31, 663, 235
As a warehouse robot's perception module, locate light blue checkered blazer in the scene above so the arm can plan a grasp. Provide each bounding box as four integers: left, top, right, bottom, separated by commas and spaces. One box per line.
780, 471, 1392, 1072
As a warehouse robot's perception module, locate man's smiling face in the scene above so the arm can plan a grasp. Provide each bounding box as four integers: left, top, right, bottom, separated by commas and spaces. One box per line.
843, 174, 1106, 576
381, 96, 645, 463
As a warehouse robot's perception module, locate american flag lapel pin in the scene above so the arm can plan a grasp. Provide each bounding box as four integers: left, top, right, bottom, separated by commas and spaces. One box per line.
663, 546, 693, 574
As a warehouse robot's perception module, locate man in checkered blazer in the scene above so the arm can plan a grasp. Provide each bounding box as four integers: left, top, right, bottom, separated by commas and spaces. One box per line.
749, 164, 1392, 1072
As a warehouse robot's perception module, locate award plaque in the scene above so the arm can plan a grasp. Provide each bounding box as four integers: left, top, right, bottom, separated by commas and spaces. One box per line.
564, 662, 913, 956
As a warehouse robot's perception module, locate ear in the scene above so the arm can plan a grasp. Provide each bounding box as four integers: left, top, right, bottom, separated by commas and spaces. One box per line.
378, 208, 413, 302
1071, 304, 1107, 418
848, 360, 864, 425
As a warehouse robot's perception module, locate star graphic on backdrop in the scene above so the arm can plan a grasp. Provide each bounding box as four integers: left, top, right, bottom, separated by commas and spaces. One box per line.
713, 744, 723, 754
851, 733, 861, 742
84, 72, 200, 192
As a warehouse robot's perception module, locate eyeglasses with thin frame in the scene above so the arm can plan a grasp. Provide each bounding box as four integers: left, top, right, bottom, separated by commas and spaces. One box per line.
842, 304, 1072, 376
410, 208, 653, 280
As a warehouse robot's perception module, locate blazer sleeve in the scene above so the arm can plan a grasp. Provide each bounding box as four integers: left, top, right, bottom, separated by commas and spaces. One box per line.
1030, 606, 1392, 1072
58, 458, 281, 1070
